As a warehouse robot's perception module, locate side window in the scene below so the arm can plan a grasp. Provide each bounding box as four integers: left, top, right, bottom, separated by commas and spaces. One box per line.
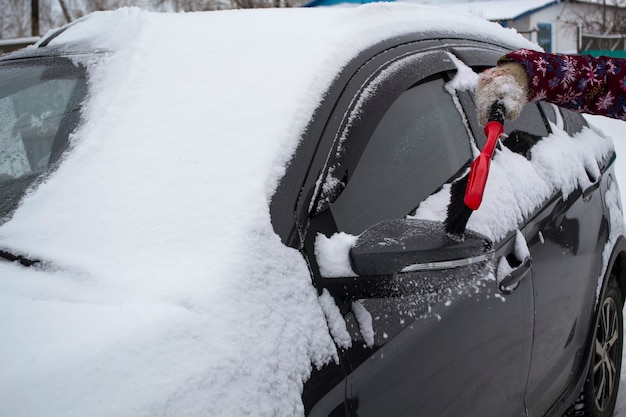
539, 101, 557, 125
560, 108, 588, 135
499, 103, 551, 159
328, 76, 472, 235
539, 101, 586, 135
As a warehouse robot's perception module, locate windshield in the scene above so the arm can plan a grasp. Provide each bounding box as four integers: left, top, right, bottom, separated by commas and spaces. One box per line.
0, 57, 87, 223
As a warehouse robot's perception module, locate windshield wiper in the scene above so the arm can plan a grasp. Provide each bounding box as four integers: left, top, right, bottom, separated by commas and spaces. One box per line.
0, 248, 39, 267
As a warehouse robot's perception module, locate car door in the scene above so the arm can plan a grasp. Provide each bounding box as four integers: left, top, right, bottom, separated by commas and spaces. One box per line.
448, 43, 614, 416
522, 105, 610, 417
299, 44, 534, 417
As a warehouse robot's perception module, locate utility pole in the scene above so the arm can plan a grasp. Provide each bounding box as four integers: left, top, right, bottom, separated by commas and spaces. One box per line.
31, 0, 39, 37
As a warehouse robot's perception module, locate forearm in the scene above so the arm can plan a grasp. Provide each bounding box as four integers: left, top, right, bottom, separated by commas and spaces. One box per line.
500, 49, 626, 120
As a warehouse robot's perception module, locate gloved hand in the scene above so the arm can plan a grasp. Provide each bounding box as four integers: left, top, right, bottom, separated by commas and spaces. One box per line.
475, 62, 529, 126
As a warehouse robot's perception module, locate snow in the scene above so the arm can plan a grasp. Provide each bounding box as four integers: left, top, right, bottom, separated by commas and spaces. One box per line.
0, 3, 625, 416
318, 289, 352, 349
315, 232, 358, 278
0, 4, 541, 416
497, 230, 529, 291
352, 300, 375, 347
513, 229, 530, 261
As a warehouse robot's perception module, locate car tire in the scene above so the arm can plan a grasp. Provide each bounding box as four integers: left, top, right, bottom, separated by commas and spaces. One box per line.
577, 276, 624, 417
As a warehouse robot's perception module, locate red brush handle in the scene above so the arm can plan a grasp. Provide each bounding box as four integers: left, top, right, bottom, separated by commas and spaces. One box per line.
463, 120, 504, 210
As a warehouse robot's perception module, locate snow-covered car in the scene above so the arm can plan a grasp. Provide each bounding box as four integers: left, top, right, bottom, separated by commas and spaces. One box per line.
1, 5, 625, 417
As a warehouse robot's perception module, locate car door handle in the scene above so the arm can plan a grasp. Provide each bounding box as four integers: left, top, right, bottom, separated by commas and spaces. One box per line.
499, 257, 532, 294
583, 178, 601, 202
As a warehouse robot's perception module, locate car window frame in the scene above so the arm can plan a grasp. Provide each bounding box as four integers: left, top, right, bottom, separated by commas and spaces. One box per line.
325, 73, 474, 235
305, 49, 462, 220
296, 45, 483, 286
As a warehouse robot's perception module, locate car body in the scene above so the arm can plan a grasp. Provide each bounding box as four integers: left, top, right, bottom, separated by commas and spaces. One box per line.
0, 5, 625, 417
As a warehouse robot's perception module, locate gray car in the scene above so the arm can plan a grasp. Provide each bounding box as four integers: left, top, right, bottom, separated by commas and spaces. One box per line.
0, 5, 624, 417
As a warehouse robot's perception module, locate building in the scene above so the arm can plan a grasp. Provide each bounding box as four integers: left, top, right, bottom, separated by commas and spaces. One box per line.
304, 0, 626, 56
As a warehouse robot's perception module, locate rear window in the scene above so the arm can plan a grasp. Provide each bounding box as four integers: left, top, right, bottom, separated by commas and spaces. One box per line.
0, 57, 87, 222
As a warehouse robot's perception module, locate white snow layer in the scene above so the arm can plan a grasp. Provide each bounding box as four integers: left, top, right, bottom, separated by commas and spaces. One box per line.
315, 232, 358, 278
514, 229, 530, 261
415, 125, 614, 242
497, 230, 529, 290
0, 4, 562, 417
352, 300, 375, 347
319, 289, 352, 349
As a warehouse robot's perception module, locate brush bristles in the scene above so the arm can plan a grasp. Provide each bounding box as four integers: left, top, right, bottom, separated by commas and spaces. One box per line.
445, 175, 474, 239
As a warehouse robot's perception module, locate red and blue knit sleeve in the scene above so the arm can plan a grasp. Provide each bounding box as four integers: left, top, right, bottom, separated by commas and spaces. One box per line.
501, 48, 626, 120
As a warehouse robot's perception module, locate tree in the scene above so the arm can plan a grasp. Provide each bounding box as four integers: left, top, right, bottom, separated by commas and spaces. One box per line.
567, 0, 626, 52
573, 0, 626, 35
0, 0, 306, 40
58, 0, 71, 23
0, 0, 61, 39
31, 0, 39, 36
1, 0, 31, 38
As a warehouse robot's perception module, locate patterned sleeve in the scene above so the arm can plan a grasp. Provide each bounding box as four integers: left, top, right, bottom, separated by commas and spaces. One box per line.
500, 48, 626, 120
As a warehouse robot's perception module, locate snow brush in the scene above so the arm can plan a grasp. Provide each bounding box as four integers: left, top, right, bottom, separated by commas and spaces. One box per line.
444, 101, 505, 239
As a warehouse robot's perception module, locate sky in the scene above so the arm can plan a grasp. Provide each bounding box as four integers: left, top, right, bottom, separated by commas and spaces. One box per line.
0, 3, 625, 416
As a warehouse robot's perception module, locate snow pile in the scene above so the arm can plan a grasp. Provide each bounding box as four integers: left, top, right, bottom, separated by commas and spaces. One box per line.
315, 232, 358, 278
0, 4, 543, 416
414, 124, 614, 242
352, 300, 375, 347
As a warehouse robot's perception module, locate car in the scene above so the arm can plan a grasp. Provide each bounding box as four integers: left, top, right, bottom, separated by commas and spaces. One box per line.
0, 4, 624, 417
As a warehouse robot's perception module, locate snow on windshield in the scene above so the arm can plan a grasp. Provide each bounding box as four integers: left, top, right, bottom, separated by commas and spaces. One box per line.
0, 4, 547, 416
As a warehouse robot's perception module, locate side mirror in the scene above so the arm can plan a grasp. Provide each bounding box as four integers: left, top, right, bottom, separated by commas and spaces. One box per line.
350, 218, 493, 276
318, 219, 494, 299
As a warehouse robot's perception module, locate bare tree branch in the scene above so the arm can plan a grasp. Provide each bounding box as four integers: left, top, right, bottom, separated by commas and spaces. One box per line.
58, 0, 71, 23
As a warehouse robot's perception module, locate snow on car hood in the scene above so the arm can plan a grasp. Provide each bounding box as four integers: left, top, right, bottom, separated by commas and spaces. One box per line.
0, 5, 537, 417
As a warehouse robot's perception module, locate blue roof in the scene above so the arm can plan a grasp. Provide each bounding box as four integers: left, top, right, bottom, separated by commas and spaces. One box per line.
304, 0, 393, 7
304, 0, 560, 21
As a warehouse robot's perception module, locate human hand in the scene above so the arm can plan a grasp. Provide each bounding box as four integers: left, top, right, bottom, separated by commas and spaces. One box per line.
475, 62, 529, 126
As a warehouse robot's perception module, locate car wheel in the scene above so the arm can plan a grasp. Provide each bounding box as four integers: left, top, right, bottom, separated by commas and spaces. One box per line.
577, 276, 624, 417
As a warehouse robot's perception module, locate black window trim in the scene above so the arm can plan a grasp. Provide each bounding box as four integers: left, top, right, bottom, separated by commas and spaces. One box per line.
305, 48, 460, 220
